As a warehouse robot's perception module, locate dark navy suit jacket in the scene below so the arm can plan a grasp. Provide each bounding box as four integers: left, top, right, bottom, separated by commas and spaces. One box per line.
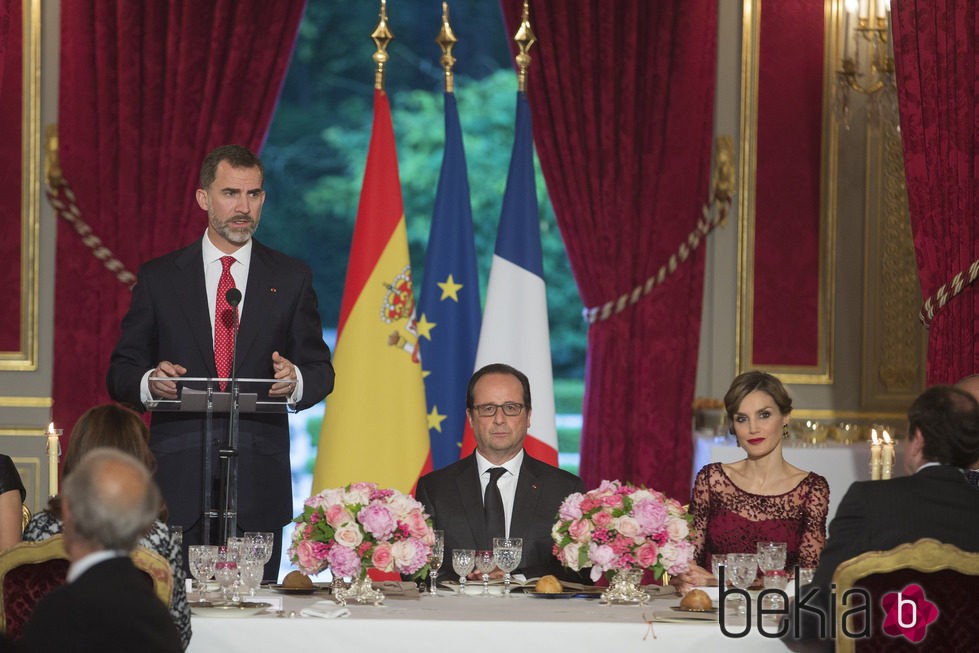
107, 237, 334, 533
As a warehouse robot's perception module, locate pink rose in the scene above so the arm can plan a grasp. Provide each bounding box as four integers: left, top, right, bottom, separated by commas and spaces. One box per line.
634, 541, 659, 568
371, 542, 394, 572
615, 516, 641, 539
325, 503, 354, 528
601, 494, 624, 509
404, 510, 430, 540
568, 518, 593, 542
592, 510, 614, 529
294, 540, 321, 574
665, 516, 689, 541
334, 523, 364, 548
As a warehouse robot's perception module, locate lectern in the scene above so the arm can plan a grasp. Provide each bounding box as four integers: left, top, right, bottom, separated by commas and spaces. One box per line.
147, 376, 295, 545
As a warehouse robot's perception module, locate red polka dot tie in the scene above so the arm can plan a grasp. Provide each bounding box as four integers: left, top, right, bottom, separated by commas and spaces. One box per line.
214, 256, 237, 391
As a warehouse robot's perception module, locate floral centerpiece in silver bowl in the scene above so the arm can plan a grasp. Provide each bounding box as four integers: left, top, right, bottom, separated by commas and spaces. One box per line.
552, 479, 693, 605
290, 481, 434, 605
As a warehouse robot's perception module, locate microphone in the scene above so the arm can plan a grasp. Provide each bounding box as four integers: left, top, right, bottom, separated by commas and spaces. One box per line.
224, 289, 242, 388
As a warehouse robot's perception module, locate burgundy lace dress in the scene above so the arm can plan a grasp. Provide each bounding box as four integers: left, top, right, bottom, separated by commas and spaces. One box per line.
690, 462, 829, 571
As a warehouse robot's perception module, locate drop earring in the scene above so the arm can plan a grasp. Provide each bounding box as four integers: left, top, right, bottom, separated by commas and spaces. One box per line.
782, 423, 790, 439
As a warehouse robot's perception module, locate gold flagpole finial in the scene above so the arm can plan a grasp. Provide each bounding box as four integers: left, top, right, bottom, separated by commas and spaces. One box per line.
513, 0, 536, 92
371, 0, 394, 90
436, 2, 459, 93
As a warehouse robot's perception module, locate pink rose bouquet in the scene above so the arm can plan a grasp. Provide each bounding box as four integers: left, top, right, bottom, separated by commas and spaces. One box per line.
289, 482, 434, 579
552, 479, 693, 583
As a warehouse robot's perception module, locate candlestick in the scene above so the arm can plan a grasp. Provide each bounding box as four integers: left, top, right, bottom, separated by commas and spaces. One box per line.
45, 422, 62, 498
881, 430, 894, 480
870, 428, 881, 481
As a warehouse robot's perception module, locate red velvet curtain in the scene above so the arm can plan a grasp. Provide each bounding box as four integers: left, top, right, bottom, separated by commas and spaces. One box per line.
54, 1, 305, 433
892, 1, 979, 383
500, 1, 717, 501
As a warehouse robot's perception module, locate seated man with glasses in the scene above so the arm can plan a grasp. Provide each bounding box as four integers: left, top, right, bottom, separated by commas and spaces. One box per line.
414, 363, 587, 582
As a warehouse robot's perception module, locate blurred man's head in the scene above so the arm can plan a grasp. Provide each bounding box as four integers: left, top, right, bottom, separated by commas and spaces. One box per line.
903, 385, 979, 474
62, 448, 161, 557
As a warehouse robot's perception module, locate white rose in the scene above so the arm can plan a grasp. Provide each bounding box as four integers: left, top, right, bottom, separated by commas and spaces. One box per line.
334, 523, 364, 548
666, 516, 689, 541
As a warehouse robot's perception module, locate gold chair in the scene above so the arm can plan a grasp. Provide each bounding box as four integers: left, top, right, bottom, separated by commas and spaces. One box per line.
0, 535, 69, 640
131, 545, 174, 607
20, 504, 31, 533
832, 538, 979, 653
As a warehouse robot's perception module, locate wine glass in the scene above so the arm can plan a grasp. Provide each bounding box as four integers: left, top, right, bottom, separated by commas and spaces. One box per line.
244, 532, 274, 564
725, 553, 758, 616
214, 547, 239, 602
474, 550, 496, 595
756, 541, 787, 576
428, 530, 444, 596
187, 544, 218, 602
492, 537, 522, 597
711, 553, 728, 584
452, 549, 475, 595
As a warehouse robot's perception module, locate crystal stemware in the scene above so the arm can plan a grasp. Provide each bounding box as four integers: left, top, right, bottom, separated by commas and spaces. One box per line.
187, 544, 218, 602
428, 530, 444, 596
492, 537, 522, 597
756, 541, 787, 575
711, 553, 728, 584
474, 550, 496, 595
214, 548, 239, 602
725, 553, 758, 616
452, 549, 475, 595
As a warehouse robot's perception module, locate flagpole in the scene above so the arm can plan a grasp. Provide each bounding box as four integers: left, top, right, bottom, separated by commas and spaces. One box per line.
371, 0, 393, 91
513, 0, 536, 92
437, 2, 458, 94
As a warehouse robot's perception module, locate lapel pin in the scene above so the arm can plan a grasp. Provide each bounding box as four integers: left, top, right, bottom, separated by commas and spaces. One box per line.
270, 287, 277, 294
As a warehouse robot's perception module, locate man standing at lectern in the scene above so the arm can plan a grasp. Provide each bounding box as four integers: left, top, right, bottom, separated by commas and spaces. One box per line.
107, 144, 334, 581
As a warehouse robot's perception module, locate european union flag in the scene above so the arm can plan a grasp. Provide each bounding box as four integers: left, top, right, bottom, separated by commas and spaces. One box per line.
417, 92, 481, 470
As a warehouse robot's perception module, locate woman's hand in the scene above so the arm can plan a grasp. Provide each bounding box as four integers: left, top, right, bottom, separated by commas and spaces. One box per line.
668, 563, 716, 594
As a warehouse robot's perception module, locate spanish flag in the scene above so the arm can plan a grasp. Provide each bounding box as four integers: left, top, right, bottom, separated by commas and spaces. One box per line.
313, 89, 431, 494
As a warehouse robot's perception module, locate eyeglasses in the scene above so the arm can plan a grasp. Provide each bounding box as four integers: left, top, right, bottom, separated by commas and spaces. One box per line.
472, 402, 525, 418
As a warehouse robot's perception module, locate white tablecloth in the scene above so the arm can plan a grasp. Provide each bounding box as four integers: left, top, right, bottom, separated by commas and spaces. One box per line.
187, 586, 804, 652
692, 434, 896, 521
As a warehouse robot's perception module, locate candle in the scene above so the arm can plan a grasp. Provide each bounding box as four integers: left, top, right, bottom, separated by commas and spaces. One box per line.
45, 422, 62, 498
870, 428, 882, 480
844, 0, 858, 60
881, 430, 894, 480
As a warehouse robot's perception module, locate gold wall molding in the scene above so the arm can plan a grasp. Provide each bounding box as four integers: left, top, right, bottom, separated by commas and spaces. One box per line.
0, 395, 52, 408
736, 0, 839, 384
1, 0, 41, 371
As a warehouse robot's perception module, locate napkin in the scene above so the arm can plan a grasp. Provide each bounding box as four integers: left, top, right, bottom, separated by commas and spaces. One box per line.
299, 601, 351, 619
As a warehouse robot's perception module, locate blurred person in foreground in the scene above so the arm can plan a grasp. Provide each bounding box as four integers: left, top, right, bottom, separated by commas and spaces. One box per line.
414, 363, 587, 581
0, 453, 25, 552
784, 385, 979, 646
19, 448, 182, 652
673, 370, 830, 592
955, 373, 979, 486
23, 404, 191, 649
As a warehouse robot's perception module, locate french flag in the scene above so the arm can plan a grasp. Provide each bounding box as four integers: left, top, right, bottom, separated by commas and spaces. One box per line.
460, 90, 558, 465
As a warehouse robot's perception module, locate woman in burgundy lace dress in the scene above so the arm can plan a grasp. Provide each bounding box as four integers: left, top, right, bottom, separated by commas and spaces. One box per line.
675, 371, 829, 590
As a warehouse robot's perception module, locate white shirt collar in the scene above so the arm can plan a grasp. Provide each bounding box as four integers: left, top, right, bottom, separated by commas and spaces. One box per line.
475, 449, 524, 477
202, 229, 253, 267
68, 549, 126, 582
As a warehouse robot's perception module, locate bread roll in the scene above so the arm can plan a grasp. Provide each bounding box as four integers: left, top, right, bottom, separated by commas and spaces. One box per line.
282, 570, 314, 589
680, 588, 713, 610
534, 574, 563, 593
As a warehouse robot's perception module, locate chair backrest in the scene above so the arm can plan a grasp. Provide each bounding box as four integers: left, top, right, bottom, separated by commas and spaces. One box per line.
131, 545, 173, 607
0, 535, 69, 640
20, 504, 30, 533
832, 538, 979, 653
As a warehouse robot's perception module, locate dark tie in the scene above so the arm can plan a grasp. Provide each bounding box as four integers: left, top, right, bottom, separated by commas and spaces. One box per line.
214, 256, 237, 391
967, 469, 979, 488
483, 467, 507, 548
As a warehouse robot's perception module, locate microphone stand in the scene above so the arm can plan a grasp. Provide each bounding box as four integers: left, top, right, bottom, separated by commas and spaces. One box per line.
218, 288, 242, 544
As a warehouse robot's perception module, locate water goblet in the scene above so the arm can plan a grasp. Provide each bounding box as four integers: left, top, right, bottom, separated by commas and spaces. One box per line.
429, 530, 444, 596
474, 550, 496, 595
214, 548, 239, 602
710, 553, 728, 584
187, 544, 218, 602
725, 553, 758, 616
492, 537, 522, 597
756, 541, 787, 575
796, 567, 815, 586
452, 549, 476, 595
238, 559, 264, 598
244, 531, 275, 566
